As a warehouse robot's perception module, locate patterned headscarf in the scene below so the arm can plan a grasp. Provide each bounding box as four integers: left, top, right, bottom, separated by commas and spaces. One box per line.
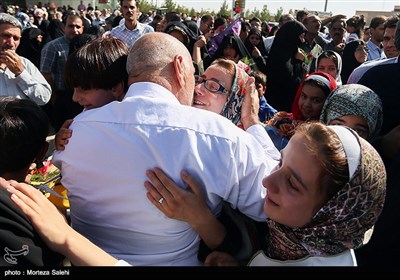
320, 84, 383, 141
265, 125, 386, 260
220, 64, 249, 128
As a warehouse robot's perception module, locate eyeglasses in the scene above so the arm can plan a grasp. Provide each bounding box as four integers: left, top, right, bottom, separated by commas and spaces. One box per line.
355, 46, 368, 52
195, 76, 230, 94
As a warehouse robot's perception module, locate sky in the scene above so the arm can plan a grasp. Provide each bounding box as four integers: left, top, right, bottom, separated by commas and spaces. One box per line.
171, 0, 400, 18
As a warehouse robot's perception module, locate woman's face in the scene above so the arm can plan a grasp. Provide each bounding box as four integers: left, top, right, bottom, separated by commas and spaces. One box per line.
192, 65, 232, 114
328, 115, 369, 139
298, 83, 327, 120
354, 45, 368, 63
317, 57, 337, 80
262, 133, 328, 228
223, 44, 239, 62
248, 34, 261, 46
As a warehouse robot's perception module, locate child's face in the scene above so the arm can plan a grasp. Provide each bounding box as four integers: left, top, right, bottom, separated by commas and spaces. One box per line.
298, 83, 326, 120
72, 87, 118, 111
223, 44, 239, 63
255, 82, 266, 99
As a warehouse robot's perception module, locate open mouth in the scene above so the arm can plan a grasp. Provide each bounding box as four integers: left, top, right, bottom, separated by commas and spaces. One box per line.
193, 100, 205, 106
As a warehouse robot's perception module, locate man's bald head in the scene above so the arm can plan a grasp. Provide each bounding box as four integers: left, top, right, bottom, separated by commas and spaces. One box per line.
126, 32, 195, 105
127, 32, 191, 77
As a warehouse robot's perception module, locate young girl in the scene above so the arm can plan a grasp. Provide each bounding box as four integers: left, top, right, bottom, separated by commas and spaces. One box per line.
145, 123, 386, 266
264, 72, 337, 150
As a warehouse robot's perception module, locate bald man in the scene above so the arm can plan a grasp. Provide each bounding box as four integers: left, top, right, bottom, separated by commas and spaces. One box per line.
52, 33, 278, 266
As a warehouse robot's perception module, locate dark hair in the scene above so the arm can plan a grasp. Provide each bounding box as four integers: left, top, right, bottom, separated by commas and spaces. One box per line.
251, 70, 267, 87
346, 15, 365, 39
369, 16, 386, 29
296, 10, 309, 22
384, 15, 399, 30
120, 0, 140, 8
0, 97, 49, 175
64, 37, 129, 92
303, 78, 331, 96
165, 12, 181, 23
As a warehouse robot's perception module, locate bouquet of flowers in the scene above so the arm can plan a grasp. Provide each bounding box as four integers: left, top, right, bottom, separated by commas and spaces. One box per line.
29, 158, 69, 210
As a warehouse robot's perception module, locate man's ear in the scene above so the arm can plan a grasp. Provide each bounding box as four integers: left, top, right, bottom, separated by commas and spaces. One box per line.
173, 54, 185, 87
35, 141, 49, 164
111, 81, 126, 101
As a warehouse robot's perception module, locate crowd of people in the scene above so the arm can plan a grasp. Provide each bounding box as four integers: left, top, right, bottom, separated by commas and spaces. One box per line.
0, 0, 399, 268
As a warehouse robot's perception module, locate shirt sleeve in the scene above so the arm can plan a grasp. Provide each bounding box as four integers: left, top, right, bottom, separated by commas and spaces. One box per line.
15, 58, 52, 105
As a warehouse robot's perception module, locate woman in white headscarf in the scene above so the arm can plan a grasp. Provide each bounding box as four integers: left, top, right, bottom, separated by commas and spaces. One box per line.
315, 50, 343, 85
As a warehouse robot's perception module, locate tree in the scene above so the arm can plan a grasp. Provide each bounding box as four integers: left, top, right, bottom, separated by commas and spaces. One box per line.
218, 0, 230, 18
163, 0, 177, 12
275, 7, 284, 22
139, 0, 155, 14
260, 5, 270, 21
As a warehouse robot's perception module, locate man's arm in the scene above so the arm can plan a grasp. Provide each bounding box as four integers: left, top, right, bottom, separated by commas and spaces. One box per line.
16, 58, 52, 105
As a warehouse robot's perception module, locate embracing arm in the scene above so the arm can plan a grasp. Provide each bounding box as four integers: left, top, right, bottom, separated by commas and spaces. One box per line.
145, 168, 226, 250
0, 178, 121, 266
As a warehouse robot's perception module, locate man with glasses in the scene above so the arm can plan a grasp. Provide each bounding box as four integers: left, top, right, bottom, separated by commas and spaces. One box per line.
347, 16, 399, 84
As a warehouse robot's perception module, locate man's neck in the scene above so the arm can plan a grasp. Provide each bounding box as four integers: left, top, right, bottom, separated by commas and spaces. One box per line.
370, 38, 381, 47
125, 20, 138, 30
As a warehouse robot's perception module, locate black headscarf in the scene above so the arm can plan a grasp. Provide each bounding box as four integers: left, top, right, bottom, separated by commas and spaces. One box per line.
212, 33, 251, 62
165, 21, 198, 53
16, 28, 44, 68
341, 39, 366, 84
265, 20, 308, 112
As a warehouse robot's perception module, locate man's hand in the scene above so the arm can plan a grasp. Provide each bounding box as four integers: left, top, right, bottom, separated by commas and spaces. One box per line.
0, 50, 24, 76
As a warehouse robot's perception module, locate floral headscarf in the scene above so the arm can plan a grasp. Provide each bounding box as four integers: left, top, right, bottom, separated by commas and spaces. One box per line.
265, 125, 386, 260
220, 64, 249, 128
320, 84, 383, 141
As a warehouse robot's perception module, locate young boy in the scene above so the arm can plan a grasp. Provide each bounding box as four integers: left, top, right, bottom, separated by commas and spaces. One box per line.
55, 37, 129, 150
250, 70, 276, 122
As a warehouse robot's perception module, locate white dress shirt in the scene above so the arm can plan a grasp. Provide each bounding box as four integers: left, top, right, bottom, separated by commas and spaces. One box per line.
52, 82, 279, 266
0, 57, 51, 105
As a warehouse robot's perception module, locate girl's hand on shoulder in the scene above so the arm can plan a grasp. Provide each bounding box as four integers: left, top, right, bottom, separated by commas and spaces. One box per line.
144, 168, 209, 226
